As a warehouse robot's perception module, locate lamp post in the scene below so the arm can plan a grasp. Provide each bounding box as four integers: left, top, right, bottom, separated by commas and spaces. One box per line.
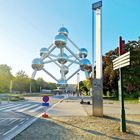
77, 73, 80, 96
30, 82, 32, 93
10, 80, 13, 93
92, 1, 103, 116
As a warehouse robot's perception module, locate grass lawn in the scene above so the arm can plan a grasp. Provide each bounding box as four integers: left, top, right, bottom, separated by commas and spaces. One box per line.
103, 96, 139, 103
0, 92, 55, 102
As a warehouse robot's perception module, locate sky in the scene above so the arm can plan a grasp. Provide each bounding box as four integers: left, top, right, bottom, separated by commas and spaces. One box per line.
0, 0, 140, 84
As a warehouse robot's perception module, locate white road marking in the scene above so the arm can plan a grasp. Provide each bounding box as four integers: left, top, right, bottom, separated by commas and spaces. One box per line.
17, 104, 39, 112
0, 119, 6, 123
1, 98, 66, 140
4, 104, 30, 112
3, 125, 18, 136
29, 105, 43, 112
0, 103, 22, 111
19, 121, 25, 125
8, 119, 18, 125
0, 103, 13, 108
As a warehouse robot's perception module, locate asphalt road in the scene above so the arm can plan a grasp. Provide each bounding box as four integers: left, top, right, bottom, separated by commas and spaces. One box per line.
0, 95, 65, 140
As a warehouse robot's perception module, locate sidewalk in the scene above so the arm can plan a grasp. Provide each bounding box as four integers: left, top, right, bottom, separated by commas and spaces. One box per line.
48, 97, 87, 117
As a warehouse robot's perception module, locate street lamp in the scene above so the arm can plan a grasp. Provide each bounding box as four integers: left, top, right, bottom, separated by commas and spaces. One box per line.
77, 73, 80, 96
92, 1, 103, 117
10, 80, 13, 93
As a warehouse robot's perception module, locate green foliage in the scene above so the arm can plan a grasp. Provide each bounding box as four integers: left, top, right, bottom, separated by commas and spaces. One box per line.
46, 82, 57, 90
79, 79, 91, 94
103, 50, 119, 96
0, 64, 13, 92
103, 37, 140, 98
13, 70, 30, 93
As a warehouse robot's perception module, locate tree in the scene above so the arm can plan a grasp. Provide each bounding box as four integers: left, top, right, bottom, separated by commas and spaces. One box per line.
123, 39, 140, 97
103, 50, 119, 96
102, 37, 140, 98
79, 80, 91, 94
35, 77, 46, 92
0, 64, 13, 92
13, 70, 30, 93
46, 82, 57, 90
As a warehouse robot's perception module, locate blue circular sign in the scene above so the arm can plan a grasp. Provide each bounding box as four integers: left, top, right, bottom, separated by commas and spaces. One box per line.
42, 96, 49, 102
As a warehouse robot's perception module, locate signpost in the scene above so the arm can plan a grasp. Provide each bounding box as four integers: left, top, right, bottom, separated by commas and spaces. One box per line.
113, 36, 129, 132
42, 96, 49, 118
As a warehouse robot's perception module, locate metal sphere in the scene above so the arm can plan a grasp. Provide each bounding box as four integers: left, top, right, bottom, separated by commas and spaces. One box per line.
54, 34, 67, 47
60, 65, 69, 75
40, 48, 49, 57
32, 58, 44, 71
58, 53, 68, 64
58, 27, 69, 36
57, 79, 67, 85
79, 48, 88, 58
80, 58, 91, 71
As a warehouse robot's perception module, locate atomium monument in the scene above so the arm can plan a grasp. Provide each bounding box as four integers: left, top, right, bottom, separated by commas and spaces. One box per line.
31, 27, 92, 89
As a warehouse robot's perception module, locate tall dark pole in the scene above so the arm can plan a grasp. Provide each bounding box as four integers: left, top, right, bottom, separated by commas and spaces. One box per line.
92, 4, 95, 116
119, 36, 126, 132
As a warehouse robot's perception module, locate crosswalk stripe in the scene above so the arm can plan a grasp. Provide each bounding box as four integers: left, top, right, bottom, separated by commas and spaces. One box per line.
0, 103, 22, 111
0, 103, 14, 108
4, 104, 30, 112
29, 105, 43, 112
3, 125, 18, 136
8, 119, 18, 125
0, 119, 5, 123
17, 104, 39, 112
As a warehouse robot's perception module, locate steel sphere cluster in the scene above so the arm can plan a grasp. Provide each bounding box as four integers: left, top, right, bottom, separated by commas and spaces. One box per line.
32, 58, 44, 71
31, 27, 92, 87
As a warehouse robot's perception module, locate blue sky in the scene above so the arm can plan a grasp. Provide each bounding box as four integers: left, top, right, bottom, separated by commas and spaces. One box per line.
0, 0, 140, 83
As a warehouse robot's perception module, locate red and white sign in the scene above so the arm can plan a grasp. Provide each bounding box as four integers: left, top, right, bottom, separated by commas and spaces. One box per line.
42, 96, 49, 103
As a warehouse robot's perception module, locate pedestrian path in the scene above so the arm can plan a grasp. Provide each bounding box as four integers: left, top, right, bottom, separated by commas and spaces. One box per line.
0, 102, 43, 113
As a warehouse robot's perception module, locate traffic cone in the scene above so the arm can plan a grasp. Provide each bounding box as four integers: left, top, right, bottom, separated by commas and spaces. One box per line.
42, 113, 48, 118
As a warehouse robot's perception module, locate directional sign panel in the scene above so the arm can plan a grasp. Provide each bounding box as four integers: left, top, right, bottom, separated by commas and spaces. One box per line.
113, 52, 130, 70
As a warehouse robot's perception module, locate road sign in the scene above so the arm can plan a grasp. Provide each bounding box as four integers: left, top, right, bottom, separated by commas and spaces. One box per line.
42, 102, 49, 107
113, 52, 130, 70
42, 96, 49, 102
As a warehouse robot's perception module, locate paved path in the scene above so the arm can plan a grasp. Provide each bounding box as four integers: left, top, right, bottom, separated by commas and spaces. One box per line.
80, 96, 140, 115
